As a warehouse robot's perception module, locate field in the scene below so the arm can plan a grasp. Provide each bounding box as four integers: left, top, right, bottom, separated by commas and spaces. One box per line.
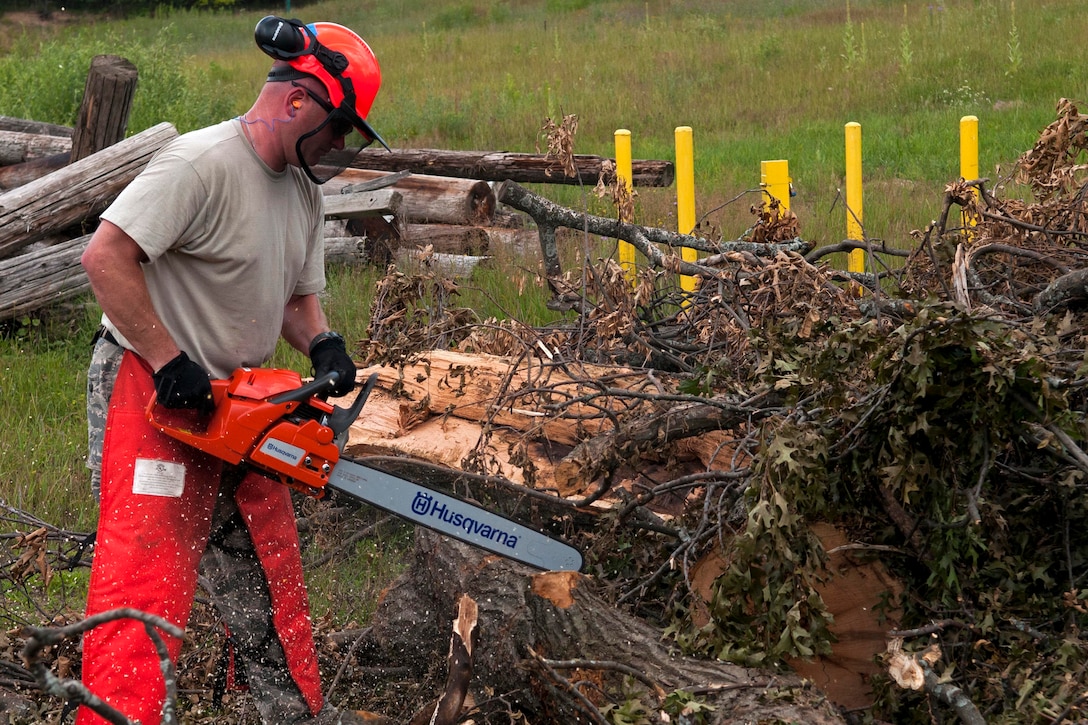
1, 0, 1088, 718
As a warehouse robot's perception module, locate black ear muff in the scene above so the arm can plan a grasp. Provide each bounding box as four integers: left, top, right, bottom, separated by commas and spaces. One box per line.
255, 16, 308, 59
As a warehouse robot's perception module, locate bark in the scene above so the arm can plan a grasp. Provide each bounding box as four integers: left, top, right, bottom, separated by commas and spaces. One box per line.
70, 55, 138, 163
324, 169, 496, 225
0, 235, 90, 321
366, 529, 846, 724
0, 152, 70, 191
495, 180, 812, 296
1034, 267, 1088, 314
0, 129, 71, 165
402, 223, 490, 255
0, 122, 178, 259
0, 116, 72, 137
329, 147, 675, 187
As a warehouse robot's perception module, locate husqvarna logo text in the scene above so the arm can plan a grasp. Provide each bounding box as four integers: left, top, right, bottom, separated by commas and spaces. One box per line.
262, 439, 303, 465
411, 491, 519, 550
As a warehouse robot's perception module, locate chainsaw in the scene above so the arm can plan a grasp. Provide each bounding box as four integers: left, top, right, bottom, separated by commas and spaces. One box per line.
146, 367, 583, 572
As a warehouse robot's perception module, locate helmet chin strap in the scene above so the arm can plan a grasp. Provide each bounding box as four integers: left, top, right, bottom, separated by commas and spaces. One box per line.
295, 113, 349, 185
295, 125, 326, 185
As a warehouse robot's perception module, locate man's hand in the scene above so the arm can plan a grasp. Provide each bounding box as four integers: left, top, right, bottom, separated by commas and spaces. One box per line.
153, 352, 214, 413
310, 332, 356, 397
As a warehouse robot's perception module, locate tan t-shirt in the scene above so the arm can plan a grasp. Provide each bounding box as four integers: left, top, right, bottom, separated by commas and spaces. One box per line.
101, 119, 325, 378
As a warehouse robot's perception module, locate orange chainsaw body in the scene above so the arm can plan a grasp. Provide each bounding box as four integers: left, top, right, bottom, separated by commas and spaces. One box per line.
147, 367, 341, 497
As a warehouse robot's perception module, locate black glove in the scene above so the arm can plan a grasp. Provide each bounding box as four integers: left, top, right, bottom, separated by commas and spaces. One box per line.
310, 332, 356, 397
153, 352, 214, 414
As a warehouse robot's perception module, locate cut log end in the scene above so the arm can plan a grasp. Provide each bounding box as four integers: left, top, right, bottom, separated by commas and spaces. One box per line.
530, 570, 582, 609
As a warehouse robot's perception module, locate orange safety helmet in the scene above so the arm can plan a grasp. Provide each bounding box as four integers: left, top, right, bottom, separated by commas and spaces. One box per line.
256, 16, 388, 153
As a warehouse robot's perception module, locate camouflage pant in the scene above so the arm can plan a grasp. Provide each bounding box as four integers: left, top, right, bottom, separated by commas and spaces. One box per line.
85, 335, 358, 724
202, 470, 315, 724
86, 332, 123, 503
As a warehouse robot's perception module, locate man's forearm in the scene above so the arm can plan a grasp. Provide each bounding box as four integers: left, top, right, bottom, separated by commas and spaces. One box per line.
81, 222, 180, 371
281, 293, 330, 354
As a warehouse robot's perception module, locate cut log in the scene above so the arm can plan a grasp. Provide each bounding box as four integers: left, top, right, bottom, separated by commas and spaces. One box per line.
0, 121, 177, 260
356, 350, 650, 447
343, 387, 561, 491
325, 169, 495, 225
0, 130, 72, 165
69, 55, 139, 162
399, 250, 490, 278
0, 235, 89, 321
323, 186, 405, 262
0, 116, 72, 137
323, 187, 403, 221
366, 529, 847, 724
324, 236, 372, 265
403, 223, 489, 255
329, 147, 675, 187
0, 152, 70, 192
690, 522, 903, 712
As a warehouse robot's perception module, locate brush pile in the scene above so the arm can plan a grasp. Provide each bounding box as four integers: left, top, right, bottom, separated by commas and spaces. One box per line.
333, 98, 1088, 724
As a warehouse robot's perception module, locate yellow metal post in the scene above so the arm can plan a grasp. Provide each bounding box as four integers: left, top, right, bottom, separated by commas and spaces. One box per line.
615, 129, 636, 285
960, 115, 979, 232
675, 126, 697, 292
845, 122, 864, 274
760, 159, 791, 215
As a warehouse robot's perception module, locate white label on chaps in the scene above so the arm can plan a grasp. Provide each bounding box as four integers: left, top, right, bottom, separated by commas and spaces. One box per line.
133, 458, 186, 497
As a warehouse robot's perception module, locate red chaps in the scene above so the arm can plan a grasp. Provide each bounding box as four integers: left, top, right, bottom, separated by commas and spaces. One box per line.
76, 352, 322, 724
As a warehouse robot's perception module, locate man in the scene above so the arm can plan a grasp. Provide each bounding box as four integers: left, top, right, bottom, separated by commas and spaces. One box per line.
78, 17, 388, 725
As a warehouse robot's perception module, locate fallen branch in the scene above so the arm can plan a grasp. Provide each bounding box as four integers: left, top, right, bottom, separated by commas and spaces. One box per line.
22, 608, 184, 725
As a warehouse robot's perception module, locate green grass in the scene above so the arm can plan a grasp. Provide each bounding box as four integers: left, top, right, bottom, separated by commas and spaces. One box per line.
0, 307, 101, 533
2, 0, 1087, 629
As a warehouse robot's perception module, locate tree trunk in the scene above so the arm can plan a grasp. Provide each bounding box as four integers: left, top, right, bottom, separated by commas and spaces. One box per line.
326, 169, 495, 225
366, 529, 847, 724
69, 55, 138, 162
335, 147, 675, 187
0, 122, 177, 260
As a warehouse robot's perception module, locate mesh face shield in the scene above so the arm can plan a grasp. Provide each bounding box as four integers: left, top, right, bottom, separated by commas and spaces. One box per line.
285, 79, 382, 184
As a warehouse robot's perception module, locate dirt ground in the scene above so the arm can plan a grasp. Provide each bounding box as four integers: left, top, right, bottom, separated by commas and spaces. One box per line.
0, 9, 80, 29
